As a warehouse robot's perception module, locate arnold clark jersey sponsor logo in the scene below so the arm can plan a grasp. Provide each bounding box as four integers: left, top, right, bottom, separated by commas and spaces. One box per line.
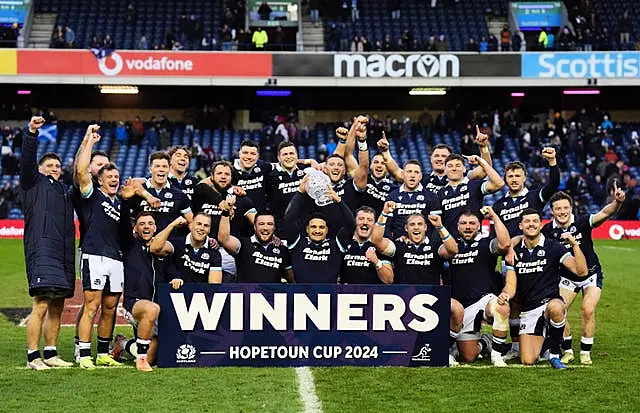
522, 52, 640, 78
98, 52, 194, 76
334, 53, 460, 78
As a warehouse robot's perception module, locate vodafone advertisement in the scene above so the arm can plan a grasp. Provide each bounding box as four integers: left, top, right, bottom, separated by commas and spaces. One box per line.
0, 220, 638, 240
15, 50, 272, 77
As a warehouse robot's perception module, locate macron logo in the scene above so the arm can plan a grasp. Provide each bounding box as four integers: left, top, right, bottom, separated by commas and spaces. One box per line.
98, 52, 194, 76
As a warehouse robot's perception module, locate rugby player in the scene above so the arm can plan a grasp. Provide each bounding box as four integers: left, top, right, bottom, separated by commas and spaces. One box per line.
444, 207, 512, 367
218, 198, 294, 283
438, 153, 504, 235
74, 126, 124, 369
168, 145, 197, 200
503, 208, 588, 369
383, 160, 439, 239
283, 175, 355, 283
21, 116, 75, 370
150, 214, 222, 284
372, 201, 461, 366
542, 187, 625, 364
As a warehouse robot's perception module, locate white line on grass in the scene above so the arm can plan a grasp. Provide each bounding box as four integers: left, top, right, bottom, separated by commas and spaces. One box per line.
600, 245, 637, 252
295, 367, 322, 413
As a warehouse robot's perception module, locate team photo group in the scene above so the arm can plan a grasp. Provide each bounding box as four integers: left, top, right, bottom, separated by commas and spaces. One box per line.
21, 112, 626, 371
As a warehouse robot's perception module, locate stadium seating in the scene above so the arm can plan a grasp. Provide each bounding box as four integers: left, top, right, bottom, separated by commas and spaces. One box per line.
590, 0, 638, 48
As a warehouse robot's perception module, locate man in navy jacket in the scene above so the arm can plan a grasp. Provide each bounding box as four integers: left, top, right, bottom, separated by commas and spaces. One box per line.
20, 116, 75, 370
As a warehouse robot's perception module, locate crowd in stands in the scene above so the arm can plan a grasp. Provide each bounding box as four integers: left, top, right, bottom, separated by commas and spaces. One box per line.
2, 101, 639, 220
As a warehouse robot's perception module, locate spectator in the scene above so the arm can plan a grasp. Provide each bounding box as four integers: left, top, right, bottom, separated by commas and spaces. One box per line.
258, 2, 272, 20
583, 28, 594, 51
350, 0, 359, 22
138, 35, 148, 50
511, 31, 522, 51
547, 28, 555, 50
1, 151, 19, 175
488, 35, 499, 51
418, 108, 433, 140
466, 37, 479, 52
89, 35, 101, 49
310, 0, 321, 25
220, 24, 233, 50
103, 34, 115, 53
350, 35, 363, 52
500, 24, 511, 51
64, 26, 75, 48
604, 148, 619, 164
237, 29, 251, 51
538, 28, 548, 50
338, 23, 349, 51
126, 3, 136, 25
0, 197, 7, 219
390, 0, 400, 19
115, 121, 127, 145
601, 115, 613, 130
436, 34, 448, 51
252, 27, 268, 50
361, 35, 371, 52
0, 182, 14, 203
619, 11, 632, 48
597, 27, 611, 51
479, 36, 488, 52
52, 26, 65, 48
558, 26, 574, 51
189, 15, 203, 42
132, 116, 144, 143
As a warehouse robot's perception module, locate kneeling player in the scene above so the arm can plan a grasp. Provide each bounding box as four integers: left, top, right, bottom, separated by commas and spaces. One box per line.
444, 207, 512, 367
503, 208, 588, 369
372, 202, 462, 366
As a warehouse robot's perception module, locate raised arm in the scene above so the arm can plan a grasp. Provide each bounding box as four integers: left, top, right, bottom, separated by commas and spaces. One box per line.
559, 233, 588, 277
19, 116, 46, 190
333, 121, 359, 176
468, 126, 492, 180
378, 133, 404, 182
430, 214, 458, 259
591, 181, 625, 227
75, 124, 101, 196
150, 216, 187, 256
465, 154, 505, 193
353, 121, 369, 190
365, 246, 394, 284
372, 201, 396, 255
218, 195, 241, 255
482, 206, 511, 254
539, 147, 560, 202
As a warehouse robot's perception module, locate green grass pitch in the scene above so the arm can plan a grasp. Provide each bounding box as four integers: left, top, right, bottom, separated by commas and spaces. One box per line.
1, 239, 639, 412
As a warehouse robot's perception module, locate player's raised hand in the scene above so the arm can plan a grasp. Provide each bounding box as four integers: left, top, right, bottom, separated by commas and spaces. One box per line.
613, 181, 626, 203
170, 278, 184, 290
336, 127, 349, 142
355, 122, 367, 141
480, 206, 495, 217
121, 178, 137, 199
28, 116, 45, 133
541, 147, 556, 162
377, 133, 390, 152
172, 216, 188, 228
560, 232, 579, 246
428, 214, 443, 228
475, 125, 489, 147
225, 194, 237, 210
232, 185, 247, 196
327, 183, 341, 203
298, 173, 309, 193
463, 154, 483, 165
365, 246, 378, 263
382, 201, 396, 215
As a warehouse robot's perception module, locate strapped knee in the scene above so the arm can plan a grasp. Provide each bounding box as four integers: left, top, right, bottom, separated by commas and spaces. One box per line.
489, 298, 509, 331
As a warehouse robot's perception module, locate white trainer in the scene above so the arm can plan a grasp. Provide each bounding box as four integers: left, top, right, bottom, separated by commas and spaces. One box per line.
27, 358, 51, 370
448, 354, 459, 367
44, 356, 74, 368
491, 351, 507, 367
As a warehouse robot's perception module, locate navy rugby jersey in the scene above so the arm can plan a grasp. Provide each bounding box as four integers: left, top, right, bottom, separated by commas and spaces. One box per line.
361, 174, 398, 215
330, 177, 362, 213
80, 186, 122, 261
337, 234, 388, 284
129, 180, 191, 233
232, 235, 292, 283
438, 177, 490, 234
422, 172, 448, 195
232, 159, 273, 212
386, 235, 443, 285
170, 234, 222, 283
192, 182, 255, 237
71, 178, 98, 246
513, 234, 571, 312
448, 235, 501, 307
541, 214, 601, 281
384, 183, 439, 239
265, 164, 305, 234
492, 165, 559, 236
168, 173, 197, 201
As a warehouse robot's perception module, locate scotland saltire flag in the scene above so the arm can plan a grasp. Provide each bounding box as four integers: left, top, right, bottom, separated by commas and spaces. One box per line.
38, 124, 58, 143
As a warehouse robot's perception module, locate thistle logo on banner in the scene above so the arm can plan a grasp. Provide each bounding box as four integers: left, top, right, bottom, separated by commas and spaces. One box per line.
334, 53, 460, 78
521, 52, 640, 78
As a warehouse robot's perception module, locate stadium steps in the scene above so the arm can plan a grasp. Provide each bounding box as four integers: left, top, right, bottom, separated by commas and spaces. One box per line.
28, 12, 58, 48
486, 16, 509, 45
301, 16, 325, 52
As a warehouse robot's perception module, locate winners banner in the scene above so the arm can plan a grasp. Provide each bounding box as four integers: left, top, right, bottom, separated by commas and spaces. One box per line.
157, 283, 451, 368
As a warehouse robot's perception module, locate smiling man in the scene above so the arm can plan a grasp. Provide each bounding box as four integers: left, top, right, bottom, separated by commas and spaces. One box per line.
74, 124, 125, 369
168, 145, 197, 200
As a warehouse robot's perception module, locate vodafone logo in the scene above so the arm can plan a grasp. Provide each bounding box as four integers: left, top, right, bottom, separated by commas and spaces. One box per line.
609, 224, 625, 240
97, 52, 194, 76
0, 225, 24, 237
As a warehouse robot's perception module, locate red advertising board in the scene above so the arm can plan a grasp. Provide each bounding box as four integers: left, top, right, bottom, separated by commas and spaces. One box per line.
16, 50, 272, 77
1, 220, 638, 240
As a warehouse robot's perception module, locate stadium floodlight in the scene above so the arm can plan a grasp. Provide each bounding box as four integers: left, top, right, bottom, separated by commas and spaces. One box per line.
256, 90, 292, 97
563, 89, 600, 95
17, 90, 31, 95
409, 88, 447, 96
511, 92, 525, 97
99, 85, 139, 94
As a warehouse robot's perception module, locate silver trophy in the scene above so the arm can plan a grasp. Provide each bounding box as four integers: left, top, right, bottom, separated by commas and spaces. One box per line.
304, 168, 333, 206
